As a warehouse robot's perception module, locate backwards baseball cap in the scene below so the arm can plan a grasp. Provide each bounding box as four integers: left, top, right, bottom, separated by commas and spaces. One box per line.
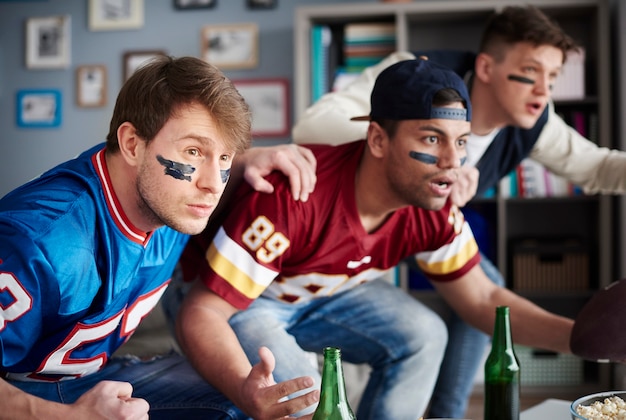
351, 57, 471, 122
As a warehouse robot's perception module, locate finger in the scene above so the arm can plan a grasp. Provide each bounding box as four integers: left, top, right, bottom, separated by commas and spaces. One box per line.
110, 381, 134, 399
284, 164, 304, 202
270, 384, 319, 419
257, 346, 276, 376
122, 397, 150, 419
292, 146, 317, 202
245, 167, 275, 194
278, 145, 316, 202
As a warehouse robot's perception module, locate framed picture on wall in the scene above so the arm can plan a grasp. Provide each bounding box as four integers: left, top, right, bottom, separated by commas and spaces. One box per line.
25, 15, 71, 69
16, 89, 62, 128
123, 50, 166, 82
247, 0, 276, 9
89, 0, 144, 31
201, 23, 258, 69
174, 0, 216, 9
233, 79, 289, 138
76, 65, 107, 108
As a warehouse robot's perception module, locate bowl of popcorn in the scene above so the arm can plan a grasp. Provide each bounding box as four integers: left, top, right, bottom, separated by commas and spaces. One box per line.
571, 391, 626, 420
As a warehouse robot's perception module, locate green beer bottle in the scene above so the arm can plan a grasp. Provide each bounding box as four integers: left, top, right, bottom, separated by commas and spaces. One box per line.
312, 347, 356, 420
484, 306, 520, 420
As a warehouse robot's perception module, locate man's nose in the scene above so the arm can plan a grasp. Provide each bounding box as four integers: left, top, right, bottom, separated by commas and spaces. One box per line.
535, 73, 552, 95
196, 161, 226, 193
438, 145, 464, 169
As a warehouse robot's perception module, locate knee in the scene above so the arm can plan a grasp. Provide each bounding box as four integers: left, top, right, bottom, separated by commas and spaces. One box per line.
402, 309, 448, 358
424, 313, 448, 353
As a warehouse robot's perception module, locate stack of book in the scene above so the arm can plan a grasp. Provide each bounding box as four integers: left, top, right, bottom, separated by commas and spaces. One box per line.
342, 22, 396, 72
309, 22, 396, 102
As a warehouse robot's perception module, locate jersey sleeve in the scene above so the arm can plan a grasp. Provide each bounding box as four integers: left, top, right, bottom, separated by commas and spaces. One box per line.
413, 204, 481, 282
198, 176, 299, 309
530, 102, 626, 194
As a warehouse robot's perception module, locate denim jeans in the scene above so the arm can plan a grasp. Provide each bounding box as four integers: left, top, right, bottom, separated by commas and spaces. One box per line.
8, 352, 249, 420
427, 253, 505, 418
228, 279, 448, 420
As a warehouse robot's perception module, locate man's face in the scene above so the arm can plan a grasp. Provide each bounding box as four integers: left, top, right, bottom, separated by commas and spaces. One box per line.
488, 42, 564, 129
383, 105, 471, 211
134, 103, 236, 235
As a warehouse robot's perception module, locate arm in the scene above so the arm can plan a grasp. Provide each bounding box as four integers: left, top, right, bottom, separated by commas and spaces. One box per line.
432, 264, 573, 354
530, 104, 626, 194
292, 51, 416, 145
176, 282, 318, 419
0, 378, 149, 420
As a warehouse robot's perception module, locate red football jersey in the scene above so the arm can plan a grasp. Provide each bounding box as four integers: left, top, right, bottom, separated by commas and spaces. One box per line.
183, 141, 480, 309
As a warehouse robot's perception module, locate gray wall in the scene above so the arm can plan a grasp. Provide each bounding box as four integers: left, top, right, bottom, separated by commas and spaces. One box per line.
1, 0, 622, 198
0, 0, 369, 197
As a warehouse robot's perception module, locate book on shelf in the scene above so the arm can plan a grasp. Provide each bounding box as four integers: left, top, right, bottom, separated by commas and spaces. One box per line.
551, 48, 586, 101
499, 158, 583, 198
310, 24, 332, 103
309, 22, 397, 102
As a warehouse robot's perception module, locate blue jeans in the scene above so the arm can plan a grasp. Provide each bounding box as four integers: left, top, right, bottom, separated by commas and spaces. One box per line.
8, 352, 249, 419
427, 253, 505, 418
228, 279, 448, 420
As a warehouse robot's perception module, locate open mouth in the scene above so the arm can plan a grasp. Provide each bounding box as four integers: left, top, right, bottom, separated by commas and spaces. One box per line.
527, 101, 544, 114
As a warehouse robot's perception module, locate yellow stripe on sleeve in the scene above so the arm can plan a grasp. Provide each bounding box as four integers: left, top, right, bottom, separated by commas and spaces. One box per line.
416, 223, 479, 276
207, 242, 270, 300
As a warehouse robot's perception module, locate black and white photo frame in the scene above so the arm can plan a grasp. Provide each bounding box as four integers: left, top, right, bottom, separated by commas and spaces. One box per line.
247, 0, 276, 9
201, 23, 258, 69
174, 0, 216, 10
232, 78, 289, 137
89, 0, 144, 31
25, 15, 71, 69
76, 65, 107, 108
123, 50, 167, 82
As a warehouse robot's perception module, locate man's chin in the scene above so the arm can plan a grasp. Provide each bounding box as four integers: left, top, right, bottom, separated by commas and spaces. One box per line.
171, 218, 211, 235
515, 113, 543, 129
423, 198, 448, 212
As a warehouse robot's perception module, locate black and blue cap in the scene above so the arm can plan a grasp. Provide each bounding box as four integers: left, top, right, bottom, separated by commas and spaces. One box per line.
351, 57, 472, 122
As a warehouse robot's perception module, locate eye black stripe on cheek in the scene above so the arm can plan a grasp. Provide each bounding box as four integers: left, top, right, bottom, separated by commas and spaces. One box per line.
157, 155, 195, 182
409, 151, 438, 165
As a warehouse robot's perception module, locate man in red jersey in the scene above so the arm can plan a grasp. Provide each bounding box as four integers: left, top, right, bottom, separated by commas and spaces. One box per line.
170, 57, 575, 419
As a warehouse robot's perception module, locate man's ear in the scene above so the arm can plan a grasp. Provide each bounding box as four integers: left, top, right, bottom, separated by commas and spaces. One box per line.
116, 122, 142, 167
366, 122, 388, 159
474, 52, 494, 83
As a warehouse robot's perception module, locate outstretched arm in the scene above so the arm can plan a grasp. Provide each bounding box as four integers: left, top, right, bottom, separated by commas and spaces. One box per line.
176, 282, 318, 419
530, 104, 626, 195
433, 264, 573, 354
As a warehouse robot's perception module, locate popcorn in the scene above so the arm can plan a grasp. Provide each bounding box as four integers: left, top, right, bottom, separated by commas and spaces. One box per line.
576, 396, 626, 420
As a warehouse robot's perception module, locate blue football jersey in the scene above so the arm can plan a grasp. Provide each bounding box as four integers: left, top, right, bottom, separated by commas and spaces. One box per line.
0, 143, 189, 381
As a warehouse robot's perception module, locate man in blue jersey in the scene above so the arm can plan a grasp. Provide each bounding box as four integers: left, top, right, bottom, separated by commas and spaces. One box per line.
0, 55, 318, 419
292, 6, 626, 418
